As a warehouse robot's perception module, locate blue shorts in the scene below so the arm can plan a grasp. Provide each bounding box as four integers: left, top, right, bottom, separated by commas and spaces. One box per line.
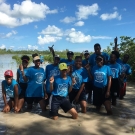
50, 95, 73, 116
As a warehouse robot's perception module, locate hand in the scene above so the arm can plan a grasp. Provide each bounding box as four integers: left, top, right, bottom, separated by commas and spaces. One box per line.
105, 91, 110, 98
71, 76, 76, 85
14, 106, 19, 113
114, 37, 117, 44
85, 64, 90, 71
50, 76, 54, 83
2, 105, 10, 113
44, 93, 48, 100
48, 45, 54, 52
19, 64, 23, 71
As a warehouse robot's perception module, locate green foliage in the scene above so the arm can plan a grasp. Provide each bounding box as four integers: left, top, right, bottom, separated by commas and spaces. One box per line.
103, 46, 112, 54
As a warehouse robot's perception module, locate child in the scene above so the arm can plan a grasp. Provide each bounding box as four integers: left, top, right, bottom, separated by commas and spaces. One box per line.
17, 55, 30, 98
69, 56, 88, 113
91, 55, 112, 115
20, 56, 47, 111
2, 70, 24, 113
49, 63, 78, 120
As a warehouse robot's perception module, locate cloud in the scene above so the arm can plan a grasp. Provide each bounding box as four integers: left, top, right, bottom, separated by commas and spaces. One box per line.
76, 3, 99, 20
9, 46, 14, 49
0, 44, 6, 49
0, 30, 17, 38
60, 6, 66, 12
123, 8, 127, 11
100, 11, 122, 20
0, 0, 58, 27
39, 25, 63, 36
34, 25, 38, 29
66, 28, 91, 43
113, 7, 117, 10
74, 21, 84, 26
60, 16, 76, 23
37, 35, 62, 45
92, 36, 112, 39
28, 45, 38, 50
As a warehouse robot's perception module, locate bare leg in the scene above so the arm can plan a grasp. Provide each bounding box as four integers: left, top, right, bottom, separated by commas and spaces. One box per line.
2, 100, 12, 113
68, 108, 78, 119
17, 98, 24, 111
39, 99, 46, 112
80, 100, 87, 113
104, 100, 112, 115
52, 116, 58, 120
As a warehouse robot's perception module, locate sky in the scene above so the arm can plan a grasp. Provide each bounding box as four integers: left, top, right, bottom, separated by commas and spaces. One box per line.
0, 0, 135, 52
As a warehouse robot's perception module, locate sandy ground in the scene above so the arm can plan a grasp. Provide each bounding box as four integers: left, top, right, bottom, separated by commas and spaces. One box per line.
0, 83, 135, 135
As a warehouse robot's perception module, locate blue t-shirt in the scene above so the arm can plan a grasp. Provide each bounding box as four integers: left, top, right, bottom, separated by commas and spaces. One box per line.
2, 79, 21, 98
108, 63, 121, 79
72, 67, 88, 90
89, 52, 109, 68
92, 65, 112, 88
17, 68, 28, 83
45, 64, 60, 93
119, 62, 132, 82
52, 75, 72, 97
60, 59, 74, 66
116, 58, 122, 64
25, 66, 45, 97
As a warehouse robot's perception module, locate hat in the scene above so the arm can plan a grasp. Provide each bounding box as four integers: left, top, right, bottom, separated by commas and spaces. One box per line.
54, 55, 60, 59
4, 70, 13, 77
33, 56, 40, 61
84, 50, 89, 55
67, 51, 74, 55
59, 63, 68, 70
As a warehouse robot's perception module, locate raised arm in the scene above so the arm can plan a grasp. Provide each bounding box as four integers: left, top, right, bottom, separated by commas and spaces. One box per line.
48, 45, 55, 58
19, 64, 28, 82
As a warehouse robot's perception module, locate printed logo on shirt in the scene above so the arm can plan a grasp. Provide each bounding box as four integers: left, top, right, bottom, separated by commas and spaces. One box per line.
111, 68, 117, 78
50, 69, 60, 77
6, 89, 13, 97
72, 72, 81, 85
35, 73, 44, 84
57, 83, 68, 96
94, 72, 105, 83
121, 64, 127, 73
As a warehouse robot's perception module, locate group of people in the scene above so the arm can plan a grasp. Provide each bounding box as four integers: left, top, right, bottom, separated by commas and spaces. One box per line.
1, 43, 131, 120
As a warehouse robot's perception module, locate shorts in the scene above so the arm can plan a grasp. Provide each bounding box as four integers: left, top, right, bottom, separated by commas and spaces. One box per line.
119, 82, 127, 97
49, 95, 73, 116
110, 78, 120, 98
26, 97, 43, 104
10, 90, 24, 101
69, 89, 86, 103
93, 86, 110, 106
85, 82, 93, 91
19, 83, 28, 97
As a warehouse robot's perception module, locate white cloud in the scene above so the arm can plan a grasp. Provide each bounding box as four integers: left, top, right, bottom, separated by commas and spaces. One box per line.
0, 44, 6, 49
60, 6, 66, 12
113, 7, 117, 10
0, 30, 17, 38
74, 21, 84, 26
60, 16, 76, 23
92, 36, 112, 39
66, 28, 91, 43
39, 25, 63, 36
76, 3, 99, 20
28, 45, 38, 50
123, 8, 127, 11
37, 35, 62, 45
0, 0, 58, 27
34, 25, 38, 29
100, 11, 122, 20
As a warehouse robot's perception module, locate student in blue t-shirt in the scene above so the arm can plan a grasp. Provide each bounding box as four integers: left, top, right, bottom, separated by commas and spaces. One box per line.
49, 63, 78, 120
19, 56, 47, 111
108, 53, 121, 106
119, 54, 132, 99
89, 43, 109, 68
45, 55, 60, 108
17, 55, 30, 98
91, 55, 112, 115
69, 56, 88, 113
81, 50, 93, 103
2, 70, 24, 113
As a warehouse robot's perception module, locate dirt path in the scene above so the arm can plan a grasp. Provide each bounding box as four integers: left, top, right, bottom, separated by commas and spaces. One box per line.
0, 83, 135, 135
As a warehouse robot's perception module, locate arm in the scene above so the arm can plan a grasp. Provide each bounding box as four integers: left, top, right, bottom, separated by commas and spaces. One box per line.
114, 37, 118, 51
2, 83, 7, 106
43, 82, 48, 100
50, 76, 54, 92
14, 84, 19, 112
106, 76, 111, 98
68, 77, 76, 93
48, 45, 55, 58
16, 70, 20, 83
19, 65, 28, 82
